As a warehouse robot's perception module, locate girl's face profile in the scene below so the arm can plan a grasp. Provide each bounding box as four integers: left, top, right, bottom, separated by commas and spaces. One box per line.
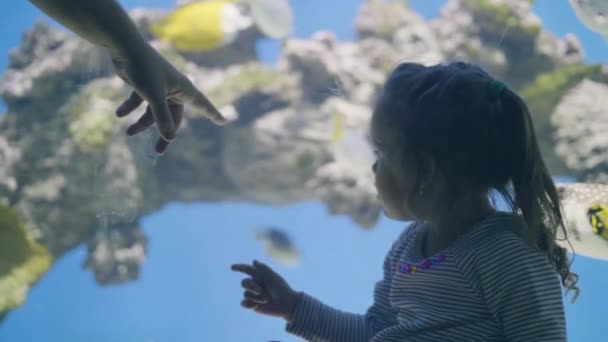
372, 151, 409, 221
370, 104, 420, 222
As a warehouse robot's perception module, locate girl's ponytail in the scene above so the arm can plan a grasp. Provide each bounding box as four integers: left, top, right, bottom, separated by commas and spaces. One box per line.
499, 89, 580, 302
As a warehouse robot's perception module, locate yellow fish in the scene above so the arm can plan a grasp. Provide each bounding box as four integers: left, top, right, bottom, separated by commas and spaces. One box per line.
331, 112, 345, 144
587, 204, 608, 241
151, 0, 252, 53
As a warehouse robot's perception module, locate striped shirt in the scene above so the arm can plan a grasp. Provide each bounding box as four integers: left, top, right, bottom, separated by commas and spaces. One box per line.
285, 212, 567, 341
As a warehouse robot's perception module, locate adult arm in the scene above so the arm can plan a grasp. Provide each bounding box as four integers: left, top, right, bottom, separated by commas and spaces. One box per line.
28, 0, 227, 154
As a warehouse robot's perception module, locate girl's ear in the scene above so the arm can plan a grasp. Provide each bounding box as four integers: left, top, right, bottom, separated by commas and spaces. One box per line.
421, 153, 447, 200
420, 152, 438, 185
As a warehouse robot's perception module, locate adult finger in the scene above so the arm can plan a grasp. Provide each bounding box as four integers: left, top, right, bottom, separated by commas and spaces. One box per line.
126, 105, 155, 136
182, 82, 228, 125
154, 103, 183, 155
155, 137, 171, 155
149, 98, 176, 141
241, 278, 263, 295
116, 91, 143, 117
170, 102, 184, 127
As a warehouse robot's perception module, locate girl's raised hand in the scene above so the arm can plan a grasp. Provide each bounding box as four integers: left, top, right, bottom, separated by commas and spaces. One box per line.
231, 260, 301, 322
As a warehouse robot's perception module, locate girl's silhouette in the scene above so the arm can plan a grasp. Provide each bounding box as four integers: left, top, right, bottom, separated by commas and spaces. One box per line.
233, 61, 578, 342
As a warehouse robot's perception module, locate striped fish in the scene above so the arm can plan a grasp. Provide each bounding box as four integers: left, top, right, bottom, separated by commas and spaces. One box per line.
587, 204, 608, 240
556, 182, 608, 261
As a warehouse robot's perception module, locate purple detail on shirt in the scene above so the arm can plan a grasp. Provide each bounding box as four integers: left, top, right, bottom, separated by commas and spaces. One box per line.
396, 255, 447, 275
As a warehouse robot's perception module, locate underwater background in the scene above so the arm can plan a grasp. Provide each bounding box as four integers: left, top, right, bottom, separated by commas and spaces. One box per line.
0, 0, 607, 341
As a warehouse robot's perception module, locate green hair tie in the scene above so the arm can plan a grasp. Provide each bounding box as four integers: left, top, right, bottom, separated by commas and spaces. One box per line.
488, 79, 507, 99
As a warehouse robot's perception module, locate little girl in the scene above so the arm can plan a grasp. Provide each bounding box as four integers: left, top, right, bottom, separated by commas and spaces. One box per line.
232, 62, 579, 341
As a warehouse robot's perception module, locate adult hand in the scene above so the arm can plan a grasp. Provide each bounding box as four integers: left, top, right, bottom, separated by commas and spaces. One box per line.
112, 43, 228, 155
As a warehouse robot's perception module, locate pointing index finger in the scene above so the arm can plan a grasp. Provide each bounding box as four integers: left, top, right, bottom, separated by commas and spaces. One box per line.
182, 81, 228, 125
231, 264, 258, 278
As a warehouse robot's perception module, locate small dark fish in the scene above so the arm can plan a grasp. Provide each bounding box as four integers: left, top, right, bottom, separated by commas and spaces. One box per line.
255, 226, 300, 267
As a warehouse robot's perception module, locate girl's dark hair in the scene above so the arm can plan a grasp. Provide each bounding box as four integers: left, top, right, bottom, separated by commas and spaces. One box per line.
374, 61, 579, 302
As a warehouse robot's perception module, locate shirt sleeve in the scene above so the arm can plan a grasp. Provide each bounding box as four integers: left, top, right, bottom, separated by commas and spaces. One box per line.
284, 227, 409, 341
476, 231, 567, 341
